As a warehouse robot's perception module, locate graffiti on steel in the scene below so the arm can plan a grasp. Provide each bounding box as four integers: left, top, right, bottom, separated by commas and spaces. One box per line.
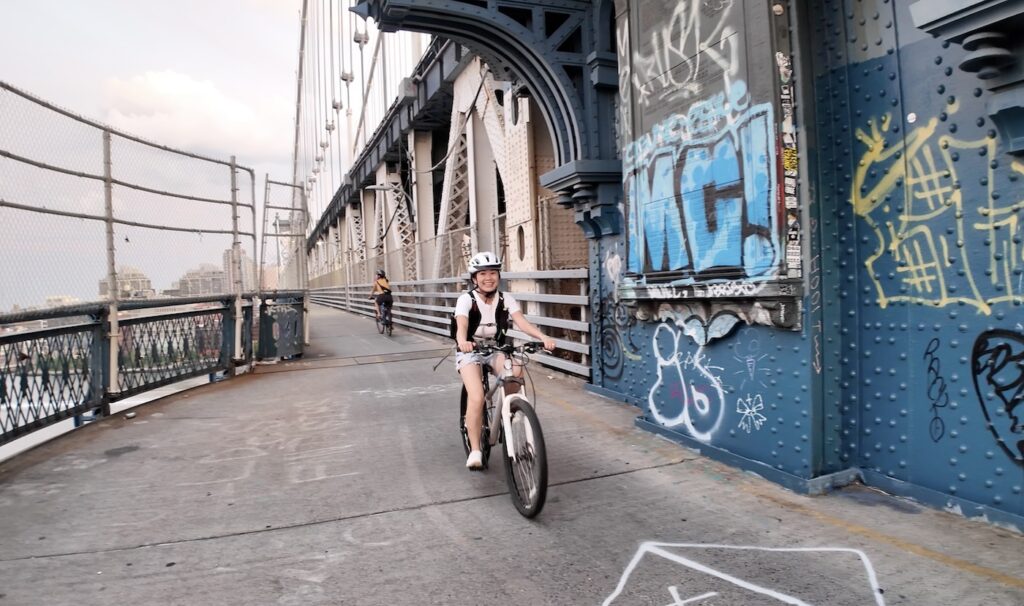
624, 88, 779, 281
971, 329, 1024, 465
923, 338, 950, 443
853, 113, 1024, 314
627, 0, 739, 110
646, 318, 735, 442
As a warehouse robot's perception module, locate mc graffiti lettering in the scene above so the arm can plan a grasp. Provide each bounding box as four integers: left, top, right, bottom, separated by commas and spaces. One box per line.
625, 101, 779, 281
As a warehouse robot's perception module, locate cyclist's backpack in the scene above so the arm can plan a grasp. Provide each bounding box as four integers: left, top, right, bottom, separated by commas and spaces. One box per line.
449, 291, 508, 345
375, 278, 393, 306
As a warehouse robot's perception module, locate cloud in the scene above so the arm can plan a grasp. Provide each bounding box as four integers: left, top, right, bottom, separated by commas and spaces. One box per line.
243, 0, 303, 19
102, 70, 292, 164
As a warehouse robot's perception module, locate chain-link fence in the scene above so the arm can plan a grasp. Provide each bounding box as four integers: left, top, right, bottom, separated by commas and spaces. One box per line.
0, 82, 257, 313
419, 225, 473, 280
259, 178, 308, 293
0, 81, 260, 446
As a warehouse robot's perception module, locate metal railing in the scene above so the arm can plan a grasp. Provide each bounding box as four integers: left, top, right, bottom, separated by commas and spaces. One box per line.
0, 81, 258, 312
260, 179, 308, 293
0, 81, 262, 447
0, 297, 252, 446
309, 269, 591, 377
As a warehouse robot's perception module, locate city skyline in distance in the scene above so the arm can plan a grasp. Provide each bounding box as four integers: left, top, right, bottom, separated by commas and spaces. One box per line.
3, 248, 261, 313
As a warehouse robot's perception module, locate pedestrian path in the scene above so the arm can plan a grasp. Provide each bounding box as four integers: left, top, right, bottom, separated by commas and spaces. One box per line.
0, 305, 1020, 605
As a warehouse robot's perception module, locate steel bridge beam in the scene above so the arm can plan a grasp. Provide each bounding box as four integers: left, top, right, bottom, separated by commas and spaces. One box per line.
307, 39, 468, 251
351, 0, 623, 239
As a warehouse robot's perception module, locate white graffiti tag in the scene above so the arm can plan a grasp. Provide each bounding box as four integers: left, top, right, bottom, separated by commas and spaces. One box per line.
737, 394, 767, 433
630, 0, 740, 107
647, 323, 725, 442
605, 249, 623, 293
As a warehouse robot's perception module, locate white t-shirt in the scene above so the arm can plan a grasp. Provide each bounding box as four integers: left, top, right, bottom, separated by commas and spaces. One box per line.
454, 291, 521, 339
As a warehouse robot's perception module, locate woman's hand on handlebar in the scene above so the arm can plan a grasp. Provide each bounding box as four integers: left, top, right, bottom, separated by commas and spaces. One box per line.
540, 337, 556, 352
457, 340, 475, 354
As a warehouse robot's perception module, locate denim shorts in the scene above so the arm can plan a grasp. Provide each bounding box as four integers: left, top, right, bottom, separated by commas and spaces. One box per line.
455, 350, 500, 373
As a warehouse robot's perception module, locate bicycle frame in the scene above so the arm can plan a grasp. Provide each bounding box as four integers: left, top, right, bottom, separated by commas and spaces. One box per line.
483, 352, 532, 461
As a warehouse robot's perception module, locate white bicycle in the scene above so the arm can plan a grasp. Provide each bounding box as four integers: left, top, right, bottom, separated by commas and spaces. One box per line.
458, 341, 548, 518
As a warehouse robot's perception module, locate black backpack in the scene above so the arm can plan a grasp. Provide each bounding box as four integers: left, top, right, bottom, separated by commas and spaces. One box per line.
375, 278, 393, 306
449, 291, 508, 344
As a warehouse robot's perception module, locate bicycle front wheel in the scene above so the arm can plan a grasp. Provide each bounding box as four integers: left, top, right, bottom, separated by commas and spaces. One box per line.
376, 314, 385, 334
502, 397, 547, 518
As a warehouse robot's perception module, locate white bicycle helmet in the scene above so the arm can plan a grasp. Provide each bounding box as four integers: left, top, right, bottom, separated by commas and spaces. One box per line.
468, 251, 502, 275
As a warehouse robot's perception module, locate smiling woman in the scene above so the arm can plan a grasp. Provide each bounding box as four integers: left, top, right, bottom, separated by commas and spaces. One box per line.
453, 251, 556, 470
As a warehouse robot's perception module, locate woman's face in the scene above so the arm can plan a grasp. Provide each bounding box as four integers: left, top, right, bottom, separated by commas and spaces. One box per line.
474, 269, 500, 291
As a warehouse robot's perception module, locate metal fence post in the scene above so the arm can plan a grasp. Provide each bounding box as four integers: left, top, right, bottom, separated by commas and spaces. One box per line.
220, 297, 236, 378
299, 188, 311, 345
230, 156, 244, 364
102, 130, 120, 397
76, 307, 110, 426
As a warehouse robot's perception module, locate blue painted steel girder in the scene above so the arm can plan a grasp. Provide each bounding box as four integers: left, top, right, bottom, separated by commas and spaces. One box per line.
354, 0, 593, 166
306, 38, 464, 251
352, 0, 623, 238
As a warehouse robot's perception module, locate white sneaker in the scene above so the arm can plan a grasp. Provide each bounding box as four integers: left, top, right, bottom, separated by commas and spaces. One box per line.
466, 450, 483, 469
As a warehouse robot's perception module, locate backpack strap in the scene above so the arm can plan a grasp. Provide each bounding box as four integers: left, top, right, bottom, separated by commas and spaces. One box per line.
465, 296, 481, 342
458, 291, 507, 344
495, 292, 508, 345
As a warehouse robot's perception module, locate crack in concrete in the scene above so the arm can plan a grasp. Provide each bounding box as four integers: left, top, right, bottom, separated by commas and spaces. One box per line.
0, 459, 688, 563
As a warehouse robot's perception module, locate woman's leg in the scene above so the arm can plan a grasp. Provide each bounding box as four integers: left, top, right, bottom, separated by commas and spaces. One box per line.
493, 353, 525, 395
459, 363, 485, 452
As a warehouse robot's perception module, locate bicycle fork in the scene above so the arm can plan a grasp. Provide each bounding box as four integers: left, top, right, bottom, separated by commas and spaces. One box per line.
499, 392, 538, 462
490, 361, 533, 462
483, 388, 525, 461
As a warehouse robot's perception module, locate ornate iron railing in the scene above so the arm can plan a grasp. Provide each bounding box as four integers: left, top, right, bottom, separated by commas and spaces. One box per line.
0, 297, 253, 446
0, 315, 102, 445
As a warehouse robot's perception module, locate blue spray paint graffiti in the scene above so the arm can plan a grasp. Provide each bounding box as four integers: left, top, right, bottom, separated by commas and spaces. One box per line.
624, 86, 779, 281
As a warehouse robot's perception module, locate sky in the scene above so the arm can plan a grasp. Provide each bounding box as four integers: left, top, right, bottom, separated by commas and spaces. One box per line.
0, 0, 303, 310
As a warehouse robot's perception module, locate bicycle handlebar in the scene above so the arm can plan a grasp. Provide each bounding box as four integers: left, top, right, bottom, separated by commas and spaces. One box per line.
471, 341, 544, 356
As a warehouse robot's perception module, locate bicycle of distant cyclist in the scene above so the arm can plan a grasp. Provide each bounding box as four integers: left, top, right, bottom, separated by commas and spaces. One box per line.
458, 341, 548, 518
376, 300, 393, 336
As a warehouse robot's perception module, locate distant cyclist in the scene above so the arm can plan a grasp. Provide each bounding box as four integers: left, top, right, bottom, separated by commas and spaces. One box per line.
453, 252, 554, 469
370, 269, 392, 319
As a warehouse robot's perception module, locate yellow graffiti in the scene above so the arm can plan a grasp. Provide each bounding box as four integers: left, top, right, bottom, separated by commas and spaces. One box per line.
852, 113, 1022, 314
782, 147, 799, 173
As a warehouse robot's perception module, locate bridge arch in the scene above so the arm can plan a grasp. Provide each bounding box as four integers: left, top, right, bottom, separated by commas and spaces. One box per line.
352, 0, 622, 238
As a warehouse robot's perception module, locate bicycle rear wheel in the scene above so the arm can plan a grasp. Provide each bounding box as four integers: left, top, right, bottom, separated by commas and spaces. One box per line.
376, 313, 385, 334
385, 307, 393, 336
501, 397, 547, 518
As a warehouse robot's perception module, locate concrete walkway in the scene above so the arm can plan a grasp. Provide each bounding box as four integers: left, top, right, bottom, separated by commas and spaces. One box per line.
0, 305, 1020, 605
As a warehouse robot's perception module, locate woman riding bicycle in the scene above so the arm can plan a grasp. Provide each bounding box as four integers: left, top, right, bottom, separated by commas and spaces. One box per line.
370, 269, 392, 319
454, 252, 554, 469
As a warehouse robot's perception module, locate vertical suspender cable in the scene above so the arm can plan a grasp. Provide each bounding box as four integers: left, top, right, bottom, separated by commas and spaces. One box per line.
290, 0, 309, 202
327, 0, 336, 197
331, 0, 344, 184
311, 2, 321, 220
